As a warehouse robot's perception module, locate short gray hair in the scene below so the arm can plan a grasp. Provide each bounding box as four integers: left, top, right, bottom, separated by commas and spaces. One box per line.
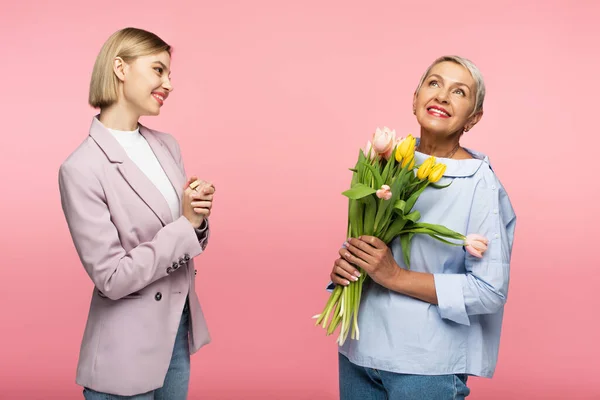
415, 55, 486, 116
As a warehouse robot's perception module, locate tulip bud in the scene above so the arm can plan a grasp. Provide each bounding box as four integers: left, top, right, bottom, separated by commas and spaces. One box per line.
395, 134, 416, 162
417, 156, 436, 180
464, 234, 489, 258
401, 154, 415, 169
428, 163, 446, 183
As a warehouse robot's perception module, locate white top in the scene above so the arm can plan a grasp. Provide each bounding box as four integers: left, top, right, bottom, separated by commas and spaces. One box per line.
109, 127, 180, 222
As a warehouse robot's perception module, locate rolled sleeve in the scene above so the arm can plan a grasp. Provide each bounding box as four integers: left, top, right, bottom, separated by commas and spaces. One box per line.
434, 273, 470, 325
434, 169, 516, 326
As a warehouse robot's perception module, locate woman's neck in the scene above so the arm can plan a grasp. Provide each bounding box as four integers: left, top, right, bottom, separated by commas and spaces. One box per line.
418, 129, 462, 158
99, 103, 139, 131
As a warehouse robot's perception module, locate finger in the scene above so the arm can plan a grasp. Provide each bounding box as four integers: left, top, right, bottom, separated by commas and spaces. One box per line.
359, 235, 387, 250
191, 201, 212, 209
192, 188, 215, 198
185, 176, 199, 189
192, 191, 214, 200
338, 247, 369, 270
193, 208, 211, 216
195, 181, 213, 190
335, 257, 362, 278
191, 194, 214, 202
331, 273, 351, 286
346, 240, 376, 262
334, 265, 359, 282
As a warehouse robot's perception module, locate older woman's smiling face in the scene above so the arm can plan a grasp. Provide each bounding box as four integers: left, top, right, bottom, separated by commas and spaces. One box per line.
413, 61, 481, 136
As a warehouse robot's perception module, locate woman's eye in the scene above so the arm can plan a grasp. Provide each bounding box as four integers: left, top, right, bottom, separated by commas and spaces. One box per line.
154, 67, 163, 74
455, 89, 465, 96
429, 80, 439, 87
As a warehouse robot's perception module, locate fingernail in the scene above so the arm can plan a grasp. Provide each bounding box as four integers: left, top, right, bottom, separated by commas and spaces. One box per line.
354, 271, 361, 278
344, 280, 350, 286
343, 241, 349, 248
351, 276, 358, 281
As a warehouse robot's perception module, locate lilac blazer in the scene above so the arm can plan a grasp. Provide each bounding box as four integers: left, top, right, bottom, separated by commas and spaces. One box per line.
59, 117, 211, 395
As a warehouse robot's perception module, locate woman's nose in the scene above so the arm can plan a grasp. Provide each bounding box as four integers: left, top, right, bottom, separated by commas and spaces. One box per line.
163, 77, 173, 92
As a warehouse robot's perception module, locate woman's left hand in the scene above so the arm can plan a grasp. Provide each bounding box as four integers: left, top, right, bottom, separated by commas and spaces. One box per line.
340, 236, 401, 289
185, 176, 215, 218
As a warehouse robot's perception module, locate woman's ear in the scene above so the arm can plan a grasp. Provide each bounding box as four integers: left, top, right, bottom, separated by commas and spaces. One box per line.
464, 110, 483, 132
113, 57, 126, 82
412, 92, 417, 115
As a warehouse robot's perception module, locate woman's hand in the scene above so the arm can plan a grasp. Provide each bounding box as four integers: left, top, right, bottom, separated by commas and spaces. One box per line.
340, 236, 401, 289
182, 176, 215, 228
330, 250, 362, 286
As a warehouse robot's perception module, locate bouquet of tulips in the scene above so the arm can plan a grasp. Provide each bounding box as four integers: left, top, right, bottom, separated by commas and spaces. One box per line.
314, 127, 488, 345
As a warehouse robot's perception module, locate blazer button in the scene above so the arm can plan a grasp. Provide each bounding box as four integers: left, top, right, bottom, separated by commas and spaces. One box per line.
155, 292, 162, 301
184, 254, 191, 262
194, 269, 197, 276
172, 261, 179, 270
166, 266, 173, 274
179, 257, 186, 266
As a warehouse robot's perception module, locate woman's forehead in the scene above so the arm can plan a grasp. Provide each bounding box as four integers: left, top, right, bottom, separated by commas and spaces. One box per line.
427, 62, 474, 86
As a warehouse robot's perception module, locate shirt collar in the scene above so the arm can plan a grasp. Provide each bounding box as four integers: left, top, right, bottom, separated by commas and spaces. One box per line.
414, 138, 490, 178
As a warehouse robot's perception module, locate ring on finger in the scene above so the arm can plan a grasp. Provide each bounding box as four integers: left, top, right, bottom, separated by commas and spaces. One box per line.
189, 180, 200, 191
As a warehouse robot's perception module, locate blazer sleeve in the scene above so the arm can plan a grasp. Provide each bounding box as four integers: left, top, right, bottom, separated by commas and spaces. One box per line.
58, 162, 203, 300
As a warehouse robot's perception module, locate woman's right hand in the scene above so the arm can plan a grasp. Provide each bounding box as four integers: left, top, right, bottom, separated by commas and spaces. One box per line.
330, 244, 362, 286
182, 176, 214, 229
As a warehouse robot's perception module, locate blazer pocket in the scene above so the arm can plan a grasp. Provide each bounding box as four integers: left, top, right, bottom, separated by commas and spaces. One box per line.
97, 290, 142, 300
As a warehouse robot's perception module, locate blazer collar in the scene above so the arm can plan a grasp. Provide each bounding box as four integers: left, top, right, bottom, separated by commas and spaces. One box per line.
89, 116, 182, 226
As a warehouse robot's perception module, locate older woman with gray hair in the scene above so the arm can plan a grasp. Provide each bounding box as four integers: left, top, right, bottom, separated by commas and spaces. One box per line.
330, 56, 517, 399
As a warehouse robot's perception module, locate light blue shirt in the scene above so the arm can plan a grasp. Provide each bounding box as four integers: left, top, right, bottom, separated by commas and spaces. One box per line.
332, 146, 517, 378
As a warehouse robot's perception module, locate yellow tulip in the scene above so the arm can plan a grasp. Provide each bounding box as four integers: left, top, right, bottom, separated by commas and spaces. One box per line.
428, 163, 447, 183
417, 156, 436, 180
401, 154, 415, 169
395, 134, 416, 162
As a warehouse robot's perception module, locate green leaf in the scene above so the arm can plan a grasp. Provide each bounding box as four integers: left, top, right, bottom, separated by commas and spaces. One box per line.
381, 218, 408, 243
428, 234, 461, 246
430, 181, 452, 189
412, 222, 465, 240
381, 155, 397, 184
349, 199, 364, 237
362, 195, 376, 236
394, 200, 406, 215
400, 233, 414, 269
405, 183, 428, 212
405, 210, 421, 223
342, 183, 377, 200
373, 196, 393, 233
361, 162, 384, 190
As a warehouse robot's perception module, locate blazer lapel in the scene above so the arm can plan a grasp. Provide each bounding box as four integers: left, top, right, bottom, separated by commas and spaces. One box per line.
140, 125, 185, 202
88, 117, 174, 226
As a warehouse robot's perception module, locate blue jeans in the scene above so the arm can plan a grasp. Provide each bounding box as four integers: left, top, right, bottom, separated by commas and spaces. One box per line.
339, 353, 470, 400
83, 302, 191, 400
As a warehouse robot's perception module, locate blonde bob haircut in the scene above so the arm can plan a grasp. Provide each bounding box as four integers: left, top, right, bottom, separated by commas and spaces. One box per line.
89, 27, 171, 109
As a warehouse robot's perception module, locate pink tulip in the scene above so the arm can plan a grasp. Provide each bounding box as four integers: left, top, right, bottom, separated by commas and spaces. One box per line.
363, 140, 375, 160
464, 234, 489, 258
372, 127, 396, 158
376, 184, 392, 200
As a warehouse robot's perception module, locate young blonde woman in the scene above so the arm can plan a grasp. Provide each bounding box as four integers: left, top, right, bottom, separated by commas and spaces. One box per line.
59, 27, 215, 399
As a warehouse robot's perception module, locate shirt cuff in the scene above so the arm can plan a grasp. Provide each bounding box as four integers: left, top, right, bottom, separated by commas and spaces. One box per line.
433, 273, 470, 326
326, 281, 336, 293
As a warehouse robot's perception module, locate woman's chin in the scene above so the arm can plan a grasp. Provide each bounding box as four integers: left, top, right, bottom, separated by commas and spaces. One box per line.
141, 108, 161, 117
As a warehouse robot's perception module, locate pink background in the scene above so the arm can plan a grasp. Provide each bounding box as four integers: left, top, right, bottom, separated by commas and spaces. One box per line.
1, 0, 599, 398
